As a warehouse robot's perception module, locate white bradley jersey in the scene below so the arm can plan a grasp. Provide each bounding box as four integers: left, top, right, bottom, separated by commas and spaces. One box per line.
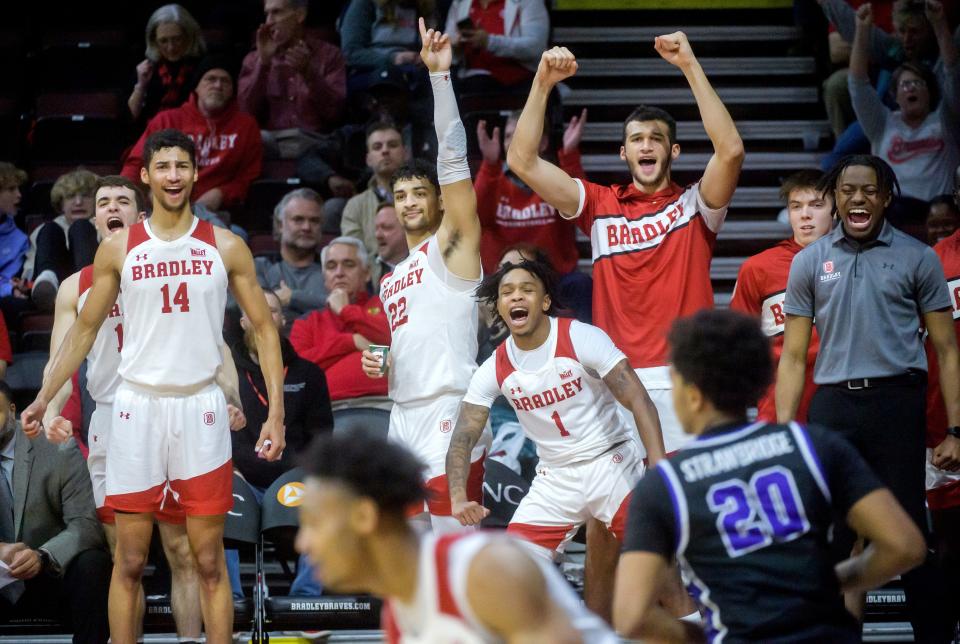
382, 532, 617, 644
119, 217, 227, 389
78, 265, 123, 404
380, 235, 479, 406
463, 317, 633, 467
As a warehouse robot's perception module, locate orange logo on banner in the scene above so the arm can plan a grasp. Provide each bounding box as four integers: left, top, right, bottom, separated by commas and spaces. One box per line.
277, 482, 305, 507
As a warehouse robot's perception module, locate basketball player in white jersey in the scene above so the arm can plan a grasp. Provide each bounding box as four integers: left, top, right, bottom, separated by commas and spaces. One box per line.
296, 430, 618, 643
34, 175, 242, 641
361, 19, 491, 533
446, 258, 664, 615
21, 129, 285, 644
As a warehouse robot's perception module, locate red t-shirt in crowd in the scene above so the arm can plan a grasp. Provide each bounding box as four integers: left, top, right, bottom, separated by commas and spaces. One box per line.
729, 238, 820, 422
289, 291, 391, 401
465, 0, 533, 86
121, 94, 263, 208
476, 148, 584, 274
573, 178, 724, 368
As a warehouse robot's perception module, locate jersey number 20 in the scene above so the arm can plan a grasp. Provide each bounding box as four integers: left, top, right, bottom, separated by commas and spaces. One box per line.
707, 466, 809, 558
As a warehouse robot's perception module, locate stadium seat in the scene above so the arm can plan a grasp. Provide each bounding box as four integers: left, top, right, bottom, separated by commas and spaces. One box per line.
237, 178, 302, 233
35, 91, 122, 120
260, 467, 381, 632
259, 159, 299, 181
248, 233, 279, 258
23, 213, 47, 234
29, 30, 131, 92
6, 351, 47, 395
332, 407, 390, 439
30, 115, 125, 165
225, 472, 261, 638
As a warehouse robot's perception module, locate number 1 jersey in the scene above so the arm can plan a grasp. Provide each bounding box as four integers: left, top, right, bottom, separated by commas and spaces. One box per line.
624, 421, 881, 642
119, 218, 228, 389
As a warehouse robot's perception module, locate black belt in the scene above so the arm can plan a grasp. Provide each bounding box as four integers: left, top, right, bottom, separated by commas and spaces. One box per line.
827, 370, 925, 390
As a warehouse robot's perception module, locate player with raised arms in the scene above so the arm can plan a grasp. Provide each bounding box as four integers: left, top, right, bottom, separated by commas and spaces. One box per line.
21, 129, 285, 644
362, 19, 491, 533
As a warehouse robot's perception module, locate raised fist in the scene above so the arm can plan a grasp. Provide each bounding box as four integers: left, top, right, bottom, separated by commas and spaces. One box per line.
535, 47, 578, 88
654, 32, 697, 70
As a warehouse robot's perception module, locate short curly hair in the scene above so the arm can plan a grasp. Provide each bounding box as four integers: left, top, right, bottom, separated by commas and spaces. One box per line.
668, 309, 773, 415
475, 259, 562, 318
50, 168, 99, 214
301, 430, 427, 518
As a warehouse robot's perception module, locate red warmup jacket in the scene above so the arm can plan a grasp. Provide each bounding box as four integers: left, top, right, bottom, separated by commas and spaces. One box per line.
121, 93, 263, 208
475, 148, 584, 274
289, 291, 391, 401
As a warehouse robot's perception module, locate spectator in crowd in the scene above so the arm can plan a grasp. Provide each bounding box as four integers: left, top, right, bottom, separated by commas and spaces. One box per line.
778, 154, 960, 641
820, 0, 895, 140
290, 236, 390, 402
445, 0, 549, 95
340, 0, 435, 78
615, 309, 925, 643
255, 187, 328, 326
339, 0, 437, 153
0, 163, 29, 299
226, 290, 332, 599
476, 109, 592, 322
128, 4, 206, 127
122, 54, 263, 215
848, 1, 958, 220
0, 380, 111, 643
819, 0, 947, 169
730, 169, 833, 422
28, 169, 100, 312
341, 120, 407, 259
927, 193, 960, 245
239, 0, 347, 140
370, 203, 408, 289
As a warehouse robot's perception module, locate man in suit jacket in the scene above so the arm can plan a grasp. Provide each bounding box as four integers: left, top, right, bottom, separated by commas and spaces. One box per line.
0, 379, 110, 643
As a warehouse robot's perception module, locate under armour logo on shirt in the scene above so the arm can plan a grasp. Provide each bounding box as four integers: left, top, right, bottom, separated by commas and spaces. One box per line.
510, 387, 523, 395
136, 254, 148, 261
119, 411, 130, 419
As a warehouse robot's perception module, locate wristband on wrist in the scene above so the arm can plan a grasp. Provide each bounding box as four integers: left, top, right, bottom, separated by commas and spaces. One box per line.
946, 426, 960, 439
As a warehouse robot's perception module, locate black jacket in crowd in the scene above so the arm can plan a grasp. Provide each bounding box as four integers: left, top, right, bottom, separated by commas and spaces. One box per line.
230, 337, 334, 489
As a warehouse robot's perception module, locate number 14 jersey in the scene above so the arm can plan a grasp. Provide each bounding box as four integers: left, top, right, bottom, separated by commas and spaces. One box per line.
120, 217, 228, 389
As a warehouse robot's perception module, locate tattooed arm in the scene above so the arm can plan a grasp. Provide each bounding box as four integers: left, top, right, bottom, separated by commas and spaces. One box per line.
603, 359, 666, 465
447, 401, 492, 526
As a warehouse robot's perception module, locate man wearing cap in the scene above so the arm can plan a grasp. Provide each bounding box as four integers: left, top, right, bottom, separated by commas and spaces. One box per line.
122, 54, 263, 213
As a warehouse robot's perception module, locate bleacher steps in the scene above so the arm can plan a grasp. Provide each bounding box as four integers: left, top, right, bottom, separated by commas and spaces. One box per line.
576, 57, 815, 77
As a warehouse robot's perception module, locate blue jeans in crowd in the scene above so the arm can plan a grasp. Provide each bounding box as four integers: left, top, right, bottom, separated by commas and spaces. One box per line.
225, 484, 322, 599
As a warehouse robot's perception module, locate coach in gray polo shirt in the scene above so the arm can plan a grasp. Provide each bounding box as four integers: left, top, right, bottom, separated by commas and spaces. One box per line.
776, 155, 960, 642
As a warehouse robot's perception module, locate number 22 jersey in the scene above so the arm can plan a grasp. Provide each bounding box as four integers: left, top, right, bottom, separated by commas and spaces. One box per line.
624, 421, 881, 643
380, 235, 480, 406
119, 217, 228, 389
